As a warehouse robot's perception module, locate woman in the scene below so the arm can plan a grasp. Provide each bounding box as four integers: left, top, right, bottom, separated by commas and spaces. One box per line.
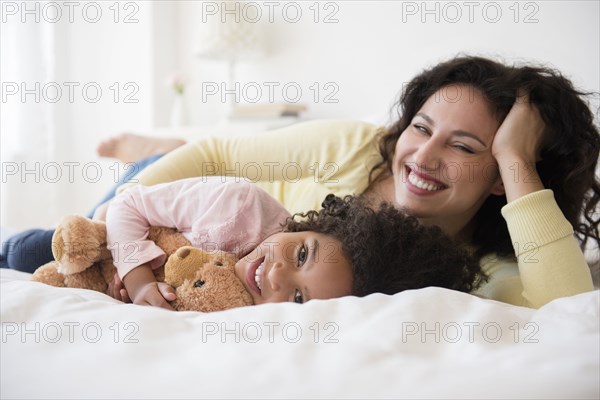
361, 58, 599, 307
4, 56, 598, 308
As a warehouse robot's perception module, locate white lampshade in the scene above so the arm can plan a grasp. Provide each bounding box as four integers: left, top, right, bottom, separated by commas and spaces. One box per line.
195, 5, 264, 61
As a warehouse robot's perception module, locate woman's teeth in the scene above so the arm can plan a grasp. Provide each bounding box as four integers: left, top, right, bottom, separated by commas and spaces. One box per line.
255, 262, 265, 291
408, 171, 445, 191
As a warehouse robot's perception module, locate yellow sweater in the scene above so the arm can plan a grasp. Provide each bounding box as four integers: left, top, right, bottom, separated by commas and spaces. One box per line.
118, 119, 594, 308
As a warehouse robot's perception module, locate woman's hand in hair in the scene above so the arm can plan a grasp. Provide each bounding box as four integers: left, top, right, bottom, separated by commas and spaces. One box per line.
492, 91, 546, 165
491, 91, 546, 203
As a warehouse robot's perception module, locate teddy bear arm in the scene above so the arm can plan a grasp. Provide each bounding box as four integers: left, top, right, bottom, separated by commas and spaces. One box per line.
147, 227, 192, 257
63, 264, 109, 293
31, 262, 66, 287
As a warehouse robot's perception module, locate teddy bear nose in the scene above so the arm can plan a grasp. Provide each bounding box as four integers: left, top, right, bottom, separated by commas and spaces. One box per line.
176, 248, 190, 259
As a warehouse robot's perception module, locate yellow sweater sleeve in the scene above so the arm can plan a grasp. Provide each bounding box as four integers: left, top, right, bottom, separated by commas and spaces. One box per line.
117, 119, 382, 213
477, 189, 594, 308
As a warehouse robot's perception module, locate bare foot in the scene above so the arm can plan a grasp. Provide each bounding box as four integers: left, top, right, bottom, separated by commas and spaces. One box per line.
97, 133, 186, 163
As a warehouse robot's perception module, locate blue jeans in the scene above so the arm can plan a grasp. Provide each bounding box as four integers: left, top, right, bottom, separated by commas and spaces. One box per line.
0, 154, 163, 273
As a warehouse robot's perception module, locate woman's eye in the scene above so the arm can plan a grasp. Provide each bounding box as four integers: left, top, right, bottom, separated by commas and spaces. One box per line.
413, 124, 430, 135
294, 289, 304, 304
298, 245, 307, 266
453, 144, 475, 154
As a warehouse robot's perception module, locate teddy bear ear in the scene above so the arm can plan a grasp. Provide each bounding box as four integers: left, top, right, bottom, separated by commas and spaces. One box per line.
176, 247, 191, 259
164, 246, 205, 287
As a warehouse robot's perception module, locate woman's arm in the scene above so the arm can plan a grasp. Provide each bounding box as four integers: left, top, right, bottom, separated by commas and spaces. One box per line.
498, 190, 594, 308
490, 93, 594, 308
114, 120, 381, 211
492, 92, 546, 202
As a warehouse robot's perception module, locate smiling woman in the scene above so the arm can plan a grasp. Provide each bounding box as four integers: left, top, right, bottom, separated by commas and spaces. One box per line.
362, 57, 599, 307
369, 58, 599, 261
382, 85, 507, 238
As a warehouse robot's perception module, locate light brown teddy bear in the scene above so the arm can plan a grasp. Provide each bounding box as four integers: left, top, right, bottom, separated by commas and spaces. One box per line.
164, 246, 253, 312
32, 215, 253, 312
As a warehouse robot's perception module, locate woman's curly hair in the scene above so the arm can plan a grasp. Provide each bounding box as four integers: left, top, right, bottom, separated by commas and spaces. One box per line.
371, 55, 600, 260
284, 194, 486, 297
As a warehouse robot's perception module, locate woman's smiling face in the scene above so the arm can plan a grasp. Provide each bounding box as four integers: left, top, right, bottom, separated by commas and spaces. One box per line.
391, 84, 505, 235
234, 231, 353, 305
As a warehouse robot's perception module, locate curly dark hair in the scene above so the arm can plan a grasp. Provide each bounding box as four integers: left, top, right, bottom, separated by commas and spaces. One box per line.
371, 55, 600, 259
284, 194, 486, 297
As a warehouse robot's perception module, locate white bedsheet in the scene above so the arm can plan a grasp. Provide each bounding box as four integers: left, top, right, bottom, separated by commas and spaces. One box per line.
1, 269, 599, 399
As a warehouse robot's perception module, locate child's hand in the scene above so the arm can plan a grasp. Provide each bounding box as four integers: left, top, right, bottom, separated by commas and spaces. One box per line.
131, 281, 177, 310
107, 274, 131, 303
121, 263, 177, 310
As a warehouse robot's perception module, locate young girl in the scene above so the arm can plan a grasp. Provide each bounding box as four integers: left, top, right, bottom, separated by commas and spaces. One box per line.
106, 177, 484, 309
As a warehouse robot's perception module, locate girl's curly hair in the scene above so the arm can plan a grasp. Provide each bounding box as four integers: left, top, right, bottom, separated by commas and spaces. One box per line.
284, 194, 486, 297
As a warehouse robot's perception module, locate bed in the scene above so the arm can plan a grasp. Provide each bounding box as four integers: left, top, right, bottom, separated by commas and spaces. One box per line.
1, 269, 598, 399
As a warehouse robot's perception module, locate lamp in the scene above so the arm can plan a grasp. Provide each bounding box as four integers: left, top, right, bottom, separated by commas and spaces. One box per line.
195, 2, 264, 119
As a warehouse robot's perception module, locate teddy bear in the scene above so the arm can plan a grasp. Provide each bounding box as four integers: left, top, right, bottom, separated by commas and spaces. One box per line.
164, 246, 253, 312
32, 215, 253, 312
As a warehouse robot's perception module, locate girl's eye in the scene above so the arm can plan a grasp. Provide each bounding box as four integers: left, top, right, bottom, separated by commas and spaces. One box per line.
298, 245, 308, 266
294, 289, 304, 304
453, 144, 475, 154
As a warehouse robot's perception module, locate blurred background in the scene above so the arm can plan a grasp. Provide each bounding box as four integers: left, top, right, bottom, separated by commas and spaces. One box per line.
1, 0, 599, 231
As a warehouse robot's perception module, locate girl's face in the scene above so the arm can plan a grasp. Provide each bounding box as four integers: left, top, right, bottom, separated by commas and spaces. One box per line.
234, 231, 353, 305
391, 85, 505, 236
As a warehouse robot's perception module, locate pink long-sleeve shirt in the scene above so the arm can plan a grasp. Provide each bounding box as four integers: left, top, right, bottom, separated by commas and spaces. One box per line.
106, 177, 292, 278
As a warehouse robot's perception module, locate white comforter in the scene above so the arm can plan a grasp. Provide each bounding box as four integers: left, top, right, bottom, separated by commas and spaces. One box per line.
1, 269, 598, 399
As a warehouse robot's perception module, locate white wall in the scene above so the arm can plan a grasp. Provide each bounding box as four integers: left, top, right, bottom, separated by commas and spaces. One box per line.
57, 1, 155, 218
2, 1, 157, 229
1, 0, 598, 231
178, 1, 600, 126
